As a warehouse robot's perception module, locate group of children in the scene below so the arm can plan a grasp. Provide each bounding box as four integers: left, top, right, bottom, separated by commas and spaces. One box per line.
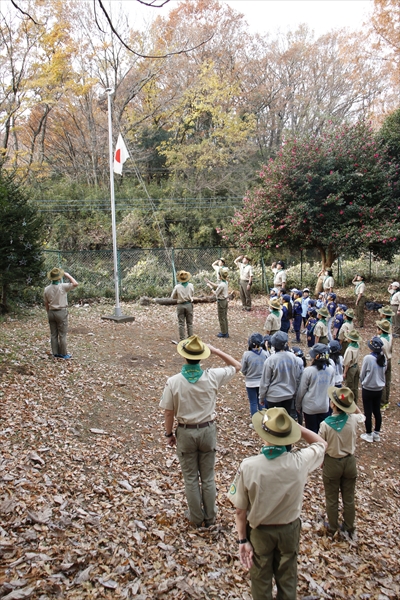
240, 322, 392, 537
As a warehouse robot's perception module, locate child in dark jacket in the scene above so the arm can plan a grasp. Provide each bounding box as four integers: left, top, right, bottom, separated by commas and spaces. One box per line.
292, 290, 303, 343
326, 293, 337, 317
306, 309, 318, 348
332, 304, 347, 339
280, 294, 292, 333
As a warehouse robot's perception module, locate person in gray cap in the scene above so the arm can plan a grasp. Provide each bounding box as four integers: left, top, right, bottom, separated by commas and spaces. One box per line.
259, 332, 301, 414
296, 344, 335, 433
44, 268, 78, 359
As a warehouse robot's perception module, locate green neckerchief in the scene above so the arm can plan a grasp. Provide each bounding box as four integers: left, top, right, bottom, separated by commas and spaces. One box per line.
271, 309, 281, 317
380, 332, 390, 341
319, 318, 327, 325
51, 280, 61, 285
386, 316, 392, 323
325, 413, 349, 432
261, 445, 287, 460
181, 364, 203, 384
349, 342, 359, 348
180, 281, 189, 288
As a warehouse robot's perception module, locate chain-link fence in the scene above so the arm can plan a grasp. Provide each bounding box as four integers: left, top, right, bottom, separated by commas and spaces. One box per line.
43, 247, 400, 301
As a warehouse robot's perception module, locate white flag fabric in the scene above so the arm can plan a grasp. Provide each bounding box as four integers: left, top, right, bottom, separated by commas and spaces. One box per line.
114, 134, 129, 175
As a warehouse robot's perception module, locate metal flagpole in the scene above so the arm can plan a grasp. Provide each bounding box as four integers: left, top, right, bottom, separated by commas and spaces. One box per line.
101, 89, 134, 323
106, 88, 122, 317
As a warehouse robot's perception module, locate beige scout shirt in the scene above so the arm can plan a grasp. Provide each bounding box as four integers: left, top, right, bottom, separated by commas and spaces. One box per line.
380, 335, 392, 361
323, 276, 334, 290
319, 414, 364, 458
343, 345, 359, 368
338, 320, 354, 342
239, 263, 253, 281
159, 366, 236, 424
273, 269, 287, 287
44, 283, 74, 310
227, 443, 325, 528
314, 320, 328, 339
171, 283, 194, 303
354, 281, 366, 295
215, 280, 229, 300
264, 311, 281, 332
390, 290, 400, 306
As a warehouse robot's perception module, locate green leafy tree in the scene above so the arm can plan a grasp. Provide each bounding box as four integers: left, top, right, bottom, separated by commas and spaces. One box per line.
223, 121, 400, 281
0, 170, 44, 310
378, 107, 400, 164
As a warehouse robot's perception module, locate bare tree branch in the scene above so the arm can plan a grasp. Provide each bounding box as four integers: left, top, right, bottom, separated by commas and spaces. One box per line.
10, 0, 41, 25
92, 0, 107, 34
136, 0, 171, 6
96, 0, 213, 59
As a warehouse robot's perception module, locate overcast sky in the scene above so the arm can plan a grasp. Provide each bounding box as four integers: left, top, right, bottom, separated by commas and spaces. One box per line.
124, 0, 374, 36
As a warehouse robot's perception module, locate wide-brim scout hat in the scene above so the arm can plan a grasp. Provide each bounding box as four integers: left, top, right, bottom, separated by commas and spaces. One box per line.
378, 305, 395, 317
344, 330, 362, 343
177, 335, 210, 360
47, 267, 64, 281
220, 268, 229, 280
328, 386, 356, 413
268, 298, 281, 310
376, 319, 391, 333
177, 270, 191, 283
344, 308, 355, 318
317, 306, 330, 318
252, 407, 301, 445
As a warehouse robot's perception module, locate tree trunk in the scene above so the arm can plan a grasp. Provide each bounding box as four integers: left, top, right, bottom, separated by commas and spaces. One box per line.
139, 293, 235, 306
1, 283, 9, 313
314, 246, 337, 294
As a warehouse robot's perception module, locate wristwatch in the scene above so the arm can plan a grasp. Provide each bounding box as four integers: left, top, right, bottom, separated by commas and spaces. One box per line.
164, 432, 174, 437
237, 538, 248, 544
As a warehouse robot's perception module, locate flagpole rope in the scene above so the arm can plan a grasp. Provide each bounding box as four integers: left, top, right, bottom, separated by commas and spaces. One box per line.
123, 138, 173, 265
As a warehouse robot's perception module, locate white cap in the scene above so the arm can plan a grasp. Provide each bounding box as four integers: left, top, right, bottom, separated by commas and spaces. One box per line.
391, 281, 400, 288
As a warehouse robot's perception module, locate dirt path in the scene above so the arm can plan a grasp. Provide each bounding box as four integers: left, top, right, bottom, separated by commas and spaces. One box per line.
0, 298, 399, 599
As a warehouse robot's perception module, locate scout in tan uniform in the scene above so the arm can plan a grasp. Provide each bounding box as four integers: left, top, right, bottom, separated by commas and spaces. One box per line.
319, 387, 365, 536
343, 330, 361, 403
211, 257, 226, 281
228, 407, 327, 600
387, 281, 400, 336
338, 309, 355, 356
264, 298, 282, 335
171, 271, 194, 341
206, 268, 230, 338
376, 319, 392, 409
44, 268, 78, 359
271, 260, 287, 293
352, 274, 366, 327
234, 255, 253, 311
161, 336, 241, 527
314, 306, 330, 344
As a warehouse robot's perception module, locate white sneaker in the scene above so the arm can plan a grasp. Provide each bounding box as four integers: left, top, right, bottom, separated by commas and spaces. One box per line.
372, 432, 380, 442
360, 433, 373, 443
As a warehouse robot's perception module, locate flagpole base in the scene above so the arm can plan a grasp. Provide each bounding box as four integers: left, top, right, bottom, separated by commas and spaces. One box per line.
101, 314, 135, 323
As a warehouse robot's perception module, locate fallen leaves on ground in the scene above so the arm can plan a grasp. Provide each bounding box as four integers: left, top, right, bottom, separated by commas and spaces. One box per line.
0, 299, 399, 599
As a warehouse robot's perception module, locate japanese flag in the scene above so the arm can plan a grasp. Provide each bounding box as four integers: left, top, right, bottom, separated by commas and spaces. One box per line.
114, 134, 129, 175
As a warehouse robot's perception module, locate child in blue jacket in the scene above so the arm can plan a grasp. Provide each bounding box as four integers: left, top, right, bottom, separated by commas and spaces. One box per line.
326, 293, 337, 317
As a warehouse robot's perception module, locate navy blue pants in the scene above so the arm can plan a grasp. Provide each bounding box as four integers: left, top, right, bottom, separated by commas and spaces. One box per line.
293, 315, 302, 341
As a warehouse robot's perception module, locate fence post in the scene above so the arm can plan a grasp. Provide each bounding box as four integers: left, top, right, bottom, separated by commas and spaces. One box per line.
261, 252, 265, 292
369, 250, 372, 279
58, 251, 61, 268
300, 250, 303, 285
171, 248, 176, 286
